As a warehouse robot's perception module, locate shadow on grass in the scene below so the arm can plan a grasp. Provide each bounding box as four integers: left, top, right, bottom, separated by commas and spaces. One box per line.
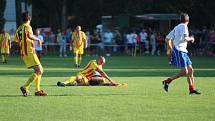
0, 93, 134, 98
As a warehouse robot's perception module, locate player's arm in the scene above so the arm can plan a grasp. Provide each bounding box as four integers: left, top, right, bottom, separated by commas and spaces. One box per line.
166, 38, 173, 50
96, 66, 116, 84
83, 32, 88, 48
70, 34, 74, 50
0, 35, 2, 47
8, 34, 11, 48
166, 30, 174, 50
184, 36, 195, 43
28, 32, 42, 47
182, 25, 195, 43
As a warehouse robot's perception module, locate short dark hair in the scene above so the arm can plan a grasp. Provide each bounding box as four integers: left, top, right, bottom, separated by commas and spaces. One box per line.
180, 13, 189, 23
22, 11, 31, 22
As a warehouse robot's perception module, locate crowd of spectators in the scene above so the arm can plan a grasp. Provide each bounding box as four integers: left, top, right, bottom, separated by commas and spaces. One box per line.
8, 26, 215, 57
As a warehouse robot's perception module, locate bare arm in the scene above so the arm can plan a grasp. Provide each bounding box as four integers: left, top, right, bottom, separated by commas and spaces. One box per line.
28, 32, 41, 45
184, 36, 195, 43
166, 38, 173, 50
84, 33, 88, 48
96, 67, 116, 84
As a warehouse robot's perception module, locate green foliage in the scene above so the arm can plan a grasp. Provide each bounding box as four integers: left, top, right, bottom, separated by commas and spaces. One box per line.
0, 0, 6, 30
31, 0, 215, 30
0, 56, 215, 121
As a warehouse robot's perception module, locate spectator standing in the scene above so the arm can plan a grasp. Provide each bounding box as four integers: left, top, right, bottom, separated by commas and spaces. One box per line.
34, 29, 44, 60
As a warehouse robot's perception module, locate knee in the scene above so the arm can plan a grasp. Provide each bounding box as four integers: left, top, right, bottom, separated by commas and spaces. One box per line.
182, 69, 189, 75
35, 66, 43, 75
76, 75, 82, 82
188, 67, 194, 75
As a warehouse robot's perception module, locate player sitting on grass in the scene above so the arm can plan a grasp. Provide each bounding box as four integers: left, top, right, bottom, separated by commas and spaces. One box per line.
57, 56, 127, 86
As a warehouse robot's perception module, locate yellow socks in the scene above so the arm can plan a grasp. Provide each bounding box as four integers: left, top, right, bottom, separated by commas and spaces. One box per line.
78, 56, 82, 65
74, 56, 78, 65
35, 75, 41, 91
23, 73, 37, 91
1, 54, 5, 63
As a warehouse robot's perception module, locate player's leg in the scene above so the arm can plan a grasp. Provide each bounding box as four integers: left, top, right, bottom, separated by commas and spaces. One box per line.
187, 65, 201, 94
1, 53, 5, 63
78, 54, 82, 67
59, 44, 63, 57
34, 64, 43, 91
162, 68, 187, 92
57, 76, 76, 86
77, 48, 84, 67
5, 53, 9, 63
34, 64, 47, 96
73, 48, 79, 67
163, 48, 187, 92
21, 71, 38, 96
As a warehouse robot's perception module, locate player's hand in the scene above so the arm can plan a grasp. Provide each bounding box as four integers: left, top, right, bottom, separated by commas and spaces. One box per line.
190, 36, 195, 43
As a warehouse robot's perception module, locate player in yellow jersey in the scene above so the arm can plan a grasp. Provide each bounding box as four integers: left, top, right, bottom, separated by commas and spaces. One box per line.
14, 11, 47, 96
57, 56, 127, 86
70, 26, 87, 68
0, 29, 11, 64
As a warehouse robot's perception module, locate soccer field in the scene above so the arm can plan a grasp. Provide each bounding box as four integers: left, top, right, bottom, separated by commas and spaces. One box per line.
0, 55, 215, 121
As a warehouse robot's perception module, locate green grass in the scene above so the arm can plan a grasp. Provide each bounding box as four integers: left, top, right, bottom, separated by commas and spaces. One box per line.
0, 55, 215, 121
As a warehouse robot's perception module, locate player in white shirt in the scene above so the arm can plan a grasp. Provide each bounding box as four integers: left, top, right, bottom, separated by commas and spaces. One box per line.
162, 13, 201, 95
34, 29, 44, 60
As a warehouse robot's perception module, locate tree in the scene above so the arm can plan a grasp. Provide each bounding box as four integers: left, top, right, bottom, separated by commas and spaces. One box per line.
0, 0, 6, 30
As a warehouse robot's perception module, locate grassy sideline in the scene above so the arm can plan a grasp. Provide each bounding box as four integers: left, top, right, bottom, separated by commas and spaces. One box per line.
0, 55, 215, 121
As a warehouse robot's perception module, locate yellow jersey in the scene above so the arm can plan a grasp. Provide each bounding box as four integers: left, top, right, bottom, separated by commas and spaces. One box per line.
14, 23, 36, 56
71, 31, 86, 49
80, 60, 102, 80
0, 32, 10, 48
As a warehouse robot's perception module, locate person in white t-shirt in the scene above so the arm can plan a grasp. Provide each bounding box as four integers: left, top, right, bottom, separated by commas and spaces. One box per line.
103, 30, 113, 56
139, 29, 149, 54
34, 29, 44, 60
162, 13, 201, 95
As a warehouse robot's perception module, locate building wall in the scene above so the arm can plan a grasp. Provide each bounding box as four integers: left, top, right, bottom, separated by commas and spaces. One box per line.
4, 0, 16, 32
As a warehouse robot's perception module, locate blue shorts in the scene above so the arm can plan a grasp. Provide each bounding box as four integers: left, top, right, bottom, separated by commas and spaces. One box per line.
171, 47, 192, 68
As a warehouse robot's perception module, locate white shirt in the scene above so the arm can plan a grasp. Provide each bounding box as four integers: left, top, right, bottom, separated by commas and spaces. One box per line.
167, 23, 189, 52
34, 35, 44, 51
103, 32, 113, 43
139, 31, 148, 42
126, 33, 136, 44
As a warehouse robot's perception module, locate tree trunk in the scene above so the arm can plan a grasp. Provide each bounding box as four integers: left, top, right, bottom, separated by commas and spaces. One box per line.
61, 0, 67, 30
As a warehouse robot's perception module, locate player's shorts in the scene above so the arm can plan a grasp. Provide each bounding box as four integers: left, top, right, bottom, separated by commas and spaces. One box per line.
74, 47, 84, 55
171, 47, 192, 68
88, 75, 103, 86
1, 47, 10, 54
77, 73, 89, 85
22, 53, 41, 68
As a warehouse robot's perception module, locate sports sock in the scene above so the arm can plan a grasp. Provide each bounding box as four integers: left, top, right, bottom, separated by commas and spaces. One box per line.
23, 73, 37, 91
35, 74, 41, 91
1, 54, 5, 63
78, 56, 82, 66
189, 85, 195, 92
165, 78, 173, 84
74, 56, 78, 65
